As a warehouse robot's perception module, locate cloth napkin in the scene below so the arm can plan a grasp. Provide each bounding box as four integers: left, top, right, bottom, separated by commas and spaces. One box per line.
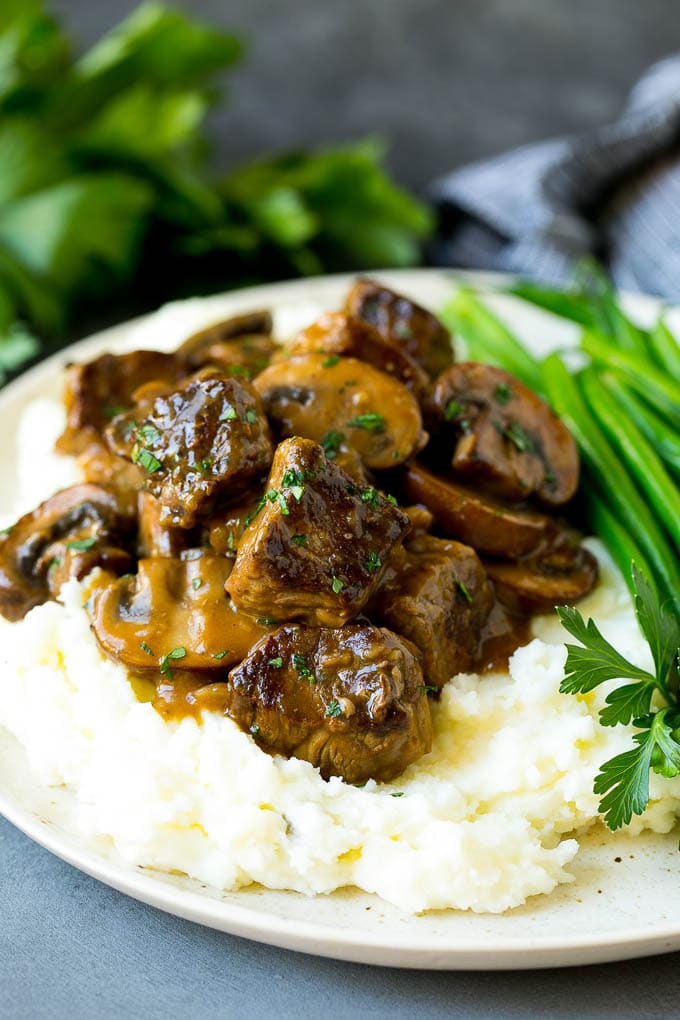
428, 56, 680, 300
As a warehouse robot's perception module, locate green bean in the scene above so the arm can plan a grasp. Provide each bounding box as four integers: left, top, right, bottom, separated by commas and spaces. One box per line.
581, 368, 680, 555
581, 331, 680, 414
604, 375, 680, 482
581, 485, 657, 601
648, 317, 680, 378
541, 353, 680, 605
441, 288, 543, 392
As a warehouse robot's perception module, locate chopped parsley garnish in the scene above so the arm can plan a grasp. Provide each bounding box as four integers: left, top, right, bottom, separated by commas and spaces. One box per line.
228, 365, 251, 378
136, 424, 161, 446
495, 382, 513, 405
292, 653, 316, 683
220, 404, 238, 421
48, 557, 61, 571
266, 488, 290, 515
421, 685, 438, 695
321, 354, 340, 367
227, 531, 235, 551
321, 429, 345, 459
192, 577, 203, 591
445, 399, 464, 421
256, 616, 278, 626
243, 408, 258, 424
326, 700, 343, 718
365, 551, 382, 573
140, 641, 155, 657
281, 468, 306, 501
201, 457, 212, 471
347, 412, 385, 433
212, 649, 231, 660
360, 486, 380, 509
544, 470, 557, 485
290, 534, 307, 547
103, 405, 129, 420
249, 723, 261, 736
244, 496, 266, 526
66, 537, 97, 551
386, 494, 398, 507
131, 445, 162, 473
159, 646, 187, 678
391, 449, 401, 460
393, 321, 412, 339
495, 419, 535, 453
457, 581, 472, 603
268, 657, 284, 669
390, 791, 405, 797
331, 575, 344, 594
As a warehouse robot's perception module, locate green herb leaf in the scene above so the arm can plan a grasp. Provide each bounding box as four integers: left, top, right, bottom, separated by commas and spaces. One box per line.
321, 429, 344, 458
331, 575, 344, 594
66, 537, 97, 551
326, 699, 343, 718
346, 412, 385, 433
220, 404, 237, 421
132, 444, 162, 473
268, 656, 283, 669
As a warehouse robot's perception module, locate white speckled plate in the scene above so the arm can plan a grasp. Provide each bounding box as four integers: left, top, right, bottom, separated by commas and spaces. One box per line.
2, 270, 680, 970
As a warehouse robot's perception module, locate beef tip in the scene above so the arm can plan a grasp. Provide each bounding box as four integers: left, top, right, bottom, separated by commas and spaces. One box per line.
137, 491, 195, 558
57, 351, 185, 455
254, 353, 427, 469
226, 437, 411, 626
430, 363, 579, 506
404, 461, 551, 558
224, 623, 432, 784
0, 484, 136, 621
89, 553, 269, 672
178, 311, 275, 379
282, 312, 429, 398
485, 531, 599, 614
345, 278, 453, 378
372, 535, 494, 689
106, 370, 273, 528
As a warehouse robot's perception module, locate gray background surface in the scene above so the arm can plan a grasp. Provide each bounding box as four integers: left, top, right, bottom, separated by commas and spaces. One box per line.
4, 2, 680, 1016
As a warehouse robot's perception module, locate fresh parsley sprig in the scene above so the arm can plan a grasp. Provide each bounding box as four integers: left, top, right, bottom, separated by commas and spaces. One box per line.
557, 565, 680, 830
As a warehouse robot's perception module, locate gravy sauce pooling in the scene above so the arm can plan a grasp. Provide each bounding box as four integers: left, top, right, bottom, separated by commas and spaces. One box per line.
0, 280, 597, 785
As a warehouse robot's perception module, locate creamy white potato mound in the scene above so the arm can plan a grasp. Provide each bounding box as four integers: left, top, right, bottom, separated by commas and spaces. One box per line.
2, 400, 680, 914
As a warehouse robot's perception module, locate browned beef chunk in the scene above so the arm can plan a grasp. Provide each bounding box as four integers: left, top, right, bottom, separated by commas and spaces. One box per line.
254, 353, 427, 469
429, 362, 579, 506
89, 553, 269, 672
283, 312, 429, 397
485, 530, 599, 613
404, 461, 551, 558
345, 278, 453, 378
57, 351, 185, 455
226, 437, 411, 626
0, 484, 136, 621
224, 623, 432, 783
372, 535, 494, 689
137, 492, 194, 558
106, 371, 273, 528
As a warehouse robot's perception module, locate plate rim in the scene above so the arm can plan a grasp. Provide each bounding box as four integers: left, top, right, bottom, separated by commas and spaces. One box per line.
2, 266, 679, 970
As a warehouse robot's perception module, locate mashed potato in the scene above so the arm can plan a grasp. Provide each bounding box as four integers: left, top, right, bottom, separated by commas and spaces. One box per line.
2, 399, 680, 914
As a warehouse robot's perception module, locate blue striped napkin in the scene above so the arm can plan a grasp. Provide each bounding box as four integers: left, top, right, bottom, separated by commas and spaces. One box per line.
428, 57, 680, 299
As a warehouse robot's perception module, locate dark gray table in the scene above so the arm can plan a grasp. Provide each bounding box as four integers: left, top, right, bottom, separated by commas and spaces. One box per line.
5, 2, 680, 1015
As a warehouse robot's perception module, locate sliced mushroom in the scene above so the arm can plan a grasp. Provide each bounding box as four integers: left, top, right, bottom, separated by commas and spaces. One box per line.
430, 363, 579, 506
403, 461, 551, 558
106, 370, 273, 528
0, 484, 136, 621
484, 532, 599, 613
89, 553, 269, 671
224, 623, 432, 784
280, 312, 429, 397
345, 278, 453, 378
57, 351, 185, 455
254, 353, 427, 469
177, 310, 273, 363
